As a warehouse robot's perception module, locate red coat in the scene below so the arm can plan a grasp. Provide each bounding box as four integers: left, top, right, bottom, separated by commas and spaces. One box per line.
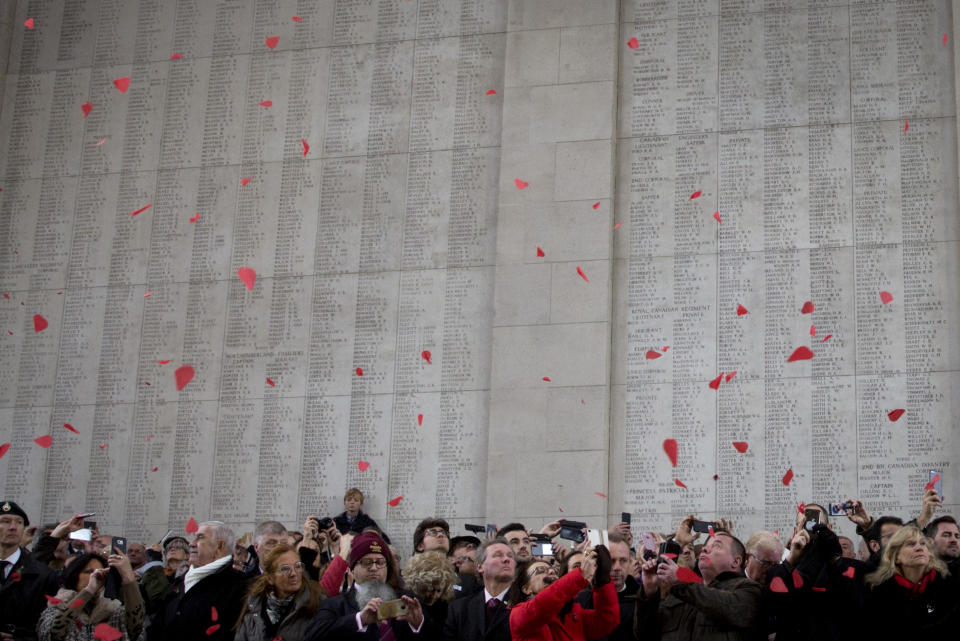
509, 569, 620, 641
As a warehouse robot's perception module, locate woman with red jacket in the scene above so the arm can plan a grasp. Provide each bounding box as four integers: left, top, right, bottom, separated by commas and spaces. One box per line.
508, 545, 619, 641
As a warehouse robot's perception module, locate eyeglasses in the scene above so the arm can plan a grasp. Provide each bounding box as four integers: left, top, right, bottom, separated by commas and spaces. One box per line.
277, 562, 304, 576
528, 565, 553, 578
424, 528, 448, 538
359, 557, 388, 569
748, 553, 775, 569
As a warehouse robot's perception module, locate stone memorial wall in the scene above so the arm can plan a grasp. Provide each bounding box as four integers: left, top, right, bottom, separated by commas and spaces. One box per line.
0, 0, 957, 552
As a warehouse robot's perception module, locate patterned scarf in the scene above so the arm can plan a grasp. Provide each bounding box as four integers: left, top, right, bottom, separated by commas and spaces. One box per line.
265, 592, 294, 625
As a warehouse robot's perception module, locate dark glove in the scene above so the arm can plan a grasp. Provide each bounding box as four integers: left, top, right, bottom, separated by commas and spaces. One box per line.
593, 545, 612, 586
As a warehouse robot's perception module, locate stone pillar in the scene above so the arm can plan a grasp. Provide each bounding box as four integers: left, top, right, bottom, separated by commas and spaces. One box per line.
485, 0, 619, 529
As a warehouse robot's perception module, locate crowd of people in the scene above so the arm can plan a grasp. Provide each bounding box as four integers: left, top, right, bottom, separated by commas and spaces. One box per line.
2, 485, 959, 641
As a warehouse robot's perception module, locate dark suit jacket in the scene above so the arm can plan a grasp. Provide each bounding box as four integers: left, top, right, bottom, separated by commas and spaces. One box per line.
147, 560, 247, 641
306, 586, 421, 641
452, 574, 482, 600
443, 589, 511, 641
0, 548, 58, 641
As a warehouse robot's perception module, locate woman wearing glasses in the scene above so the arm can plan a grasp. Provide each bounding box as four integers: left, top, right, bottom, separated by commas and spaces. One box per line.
508, 545, 619, 641
235, 544, 324, 641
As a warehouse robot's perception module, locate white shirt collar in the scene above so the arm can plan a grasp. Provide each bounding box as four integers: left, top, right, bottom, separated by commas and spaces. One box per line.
1, 548, 21, 577
483, 585, 509, 602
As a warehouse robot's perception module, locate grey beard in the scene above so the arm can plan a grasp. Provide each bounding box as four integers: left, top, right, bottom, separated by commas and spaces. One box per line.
355, 580, 397, 604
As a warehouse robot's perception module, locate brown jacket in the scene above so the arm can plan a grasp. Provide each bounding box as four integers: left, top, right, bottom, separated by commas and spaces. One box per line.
633, 572, 763, 641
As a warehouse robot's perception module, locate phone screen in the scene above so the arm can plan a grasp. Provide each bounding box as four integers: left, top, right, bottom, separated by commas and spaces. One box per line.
112, 536, 127, 554
621, 511, 631, 525
930, 470, 943, 500
642, 532, 657, 551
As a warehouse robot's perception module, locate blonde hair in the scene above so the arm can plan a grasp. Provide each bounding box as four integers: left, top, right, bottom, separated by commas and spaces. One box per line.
865, 525, 948, 588
402, 550, 457, 603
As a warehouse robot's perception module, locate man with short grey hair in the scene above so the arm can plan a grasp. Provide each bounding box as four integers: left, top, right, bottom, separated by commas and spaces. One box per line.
148, 521, 247, 641
444, 537, 516, 641
252, 520, 287, 574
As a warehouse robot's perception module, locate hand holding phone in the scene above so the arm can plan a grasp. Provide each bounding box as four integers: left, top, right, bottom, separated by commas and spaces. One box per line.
377, 599, 408, 621
691, 520, 719, 534
111, 536, 127, 555
559, 520, 587, 543
929, 470, 943, 500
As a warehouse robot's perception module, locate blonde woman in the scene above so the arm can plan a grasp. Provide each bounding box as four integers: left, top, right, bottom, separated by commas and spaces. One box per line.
864, 525, 960, 635
402, 550, 457, 638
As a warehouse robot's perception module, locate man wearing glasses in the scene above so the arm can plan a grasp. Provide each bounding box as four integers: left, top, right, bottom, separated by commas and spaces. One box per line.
744, 530, 782, 583
306, 531, 425, 640
412, 519, 451, 555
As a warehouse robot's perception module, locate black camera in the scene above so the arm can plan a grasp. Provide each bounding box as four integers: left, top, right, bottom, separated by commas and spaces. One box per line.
464, 523, 485, 534
312, 517, 334, 531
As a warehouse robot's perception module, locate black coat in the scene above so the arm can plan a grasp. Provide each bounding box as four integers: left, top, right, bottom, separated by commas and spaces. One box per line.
333, 512, 380, 536
452, 574, 482, 600
576, 575, 639, 641
305, 585, 421, 641
864, 570, 960, 639
0, 548, 58, 641
146, 560, 247, 641
443, 588, 511, 641
764, 527, 869, 641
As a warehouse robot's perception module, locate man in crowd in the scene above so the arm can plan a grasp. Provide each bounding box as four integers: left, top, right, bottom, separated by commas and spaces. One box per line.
576, 532, 637, 641
861, 516, 903, 563
127, 541, 148, 571
148, 521, 247, 641
444, 537, 515, 641
0, 501, 58, 641
412, 518, 450, 555
334, 488, 380, 535
448, 535, 479, 577
447, 533, 482, 600
744, 530, 781, 583
251, 520, 287, 574
837, 535, 856, 559
497, 523, 531, 561
635, 530, 761, 640
307, 530, 423, 640
924, 515, 960, 573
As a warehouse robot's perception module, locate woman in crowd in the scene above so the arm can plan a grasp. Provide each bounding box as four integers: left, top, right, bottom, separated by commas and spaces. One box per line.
508, 546, 618, 641
234, 544, 323, 641
864, 525, 960, 635
37, 551, 145, 641
141, 537, 190, 616
401, 551, 458, 637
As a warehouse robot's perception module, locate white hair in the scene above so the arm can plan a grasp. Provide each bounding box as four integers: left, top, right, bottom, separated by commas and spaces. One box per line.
199, 520, 236, 552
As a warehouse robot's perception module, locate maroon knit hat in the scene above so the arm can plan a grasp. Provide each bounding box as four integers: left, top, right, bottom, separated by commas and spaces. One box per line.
349, 531, 389, 569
